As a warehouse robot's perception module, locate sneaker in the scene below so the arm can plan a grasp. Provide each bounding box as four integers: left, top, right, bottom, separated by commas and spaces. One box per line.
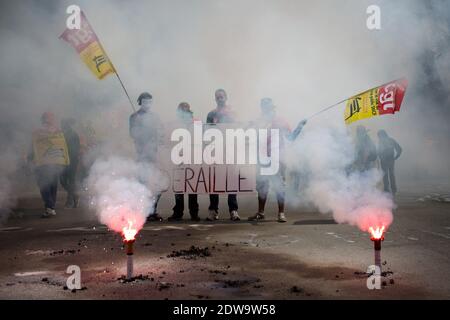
206, 210, 219, 221
147, 213, 163, 222
277, 212, 287, 223
190, 214, 201, 222
168, 214, 183, 222
230, 210, 241, 221
248, 212, 265, 221
42, 208, 56, 218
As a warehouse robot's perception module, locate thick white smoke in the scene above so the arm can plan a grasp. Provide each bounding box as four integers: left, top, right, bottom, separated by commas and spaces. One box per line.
0, 147, 23, 224
288, 124, 394, 231
86, 157, 169, 235
0, 176, 12, 224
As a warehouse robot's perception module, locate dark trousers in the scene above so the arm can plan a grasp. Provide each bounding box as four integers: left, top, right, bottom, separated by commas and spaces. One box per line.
35, 165, 64, 210
60, 163, 78, 205
208, 194, 238, 213
173, 194, 199, 217
136, 157, 162, 216
151, 193, 162, 214
381, 159, 397, 195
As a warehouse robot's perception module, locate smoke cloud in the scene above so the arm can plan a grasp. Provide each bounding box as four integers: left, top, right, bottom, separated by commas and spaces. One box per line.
287, 124, 394, 231
87, 157, 169, 234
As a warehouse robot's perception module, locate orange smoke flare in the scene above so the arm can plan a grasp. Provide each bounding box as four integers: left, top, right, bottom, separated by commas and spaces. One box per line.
122, 220, 138, 241
369, 226, 385, 240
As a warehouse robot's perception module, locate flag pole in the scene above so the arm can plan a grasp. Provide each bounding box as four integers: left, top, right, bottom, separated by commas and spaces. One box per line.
83, 11, 136, 113
111, 66, 136, 112
95, 44, 136, 113
306, 98, 347, 121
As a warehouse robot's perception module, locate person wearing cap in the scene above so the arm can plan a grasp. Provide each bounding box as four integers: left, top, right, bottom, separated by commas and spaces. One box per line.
354, 125, 377, 172
168, 102, 200, 221
248, 98, 307, 223
377, 130, 402, 195
60, 118, 80, 208
28, 112, 69, 218
129, 92, 164, 222
205, 89, 240, 221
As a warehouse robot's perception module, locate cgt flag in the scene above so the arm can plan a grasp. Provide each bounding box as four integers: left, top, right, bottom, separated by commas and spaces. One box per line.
60, 11, 115, 80
344, 78, 408, 124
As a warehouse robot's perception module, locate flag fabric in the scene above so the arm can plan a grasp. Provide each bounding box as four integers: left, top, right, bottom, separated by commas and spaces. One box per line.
344, 78, 408, 124
60, 11, 115, 79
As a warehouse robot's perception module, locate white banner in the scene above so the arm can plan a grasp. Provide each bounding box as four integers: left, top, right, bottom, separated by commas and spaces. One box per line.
162, 122, 258, 194
172, 164, 256, 194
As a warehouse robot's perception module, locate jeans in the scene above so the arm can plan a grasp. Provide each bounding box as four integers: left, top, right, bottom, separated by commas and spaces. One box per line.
208, 194, 238, 213
173, 194, 199, 217
256, 165, 286, 204
35, 165, 64, 210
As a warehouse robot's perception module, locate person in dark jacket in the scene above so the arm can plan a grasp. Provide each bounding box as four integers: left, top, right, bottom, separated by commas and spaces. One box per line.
377, 129, 402, 195
60, 118, 80, 208
168, 102, 200, 221
129, 92, 164, 221
354, 125, 377, 172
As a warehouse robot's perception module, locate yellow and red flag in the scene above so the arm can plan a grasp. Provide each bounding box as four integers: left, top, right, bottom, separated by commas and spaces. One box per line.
344, 78, 408, 124
60, 11, 115, 80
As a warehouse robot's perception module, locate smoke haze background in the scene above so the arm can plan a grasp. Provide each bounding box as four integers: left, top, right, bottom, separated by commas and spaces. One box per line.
0, 0, 449, 223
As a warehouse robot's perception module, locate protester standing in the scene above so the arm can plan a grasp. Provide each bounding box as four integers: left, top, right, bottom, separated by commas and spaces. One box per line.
168, 102, 200, 221
354, 125, 377, 172
60, 118, 80, 208
205, 89, 240, 221
29, 112, 69, 217
248, 98, 307, 223
129, 92, 164, 221
377, 129, 402, 195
